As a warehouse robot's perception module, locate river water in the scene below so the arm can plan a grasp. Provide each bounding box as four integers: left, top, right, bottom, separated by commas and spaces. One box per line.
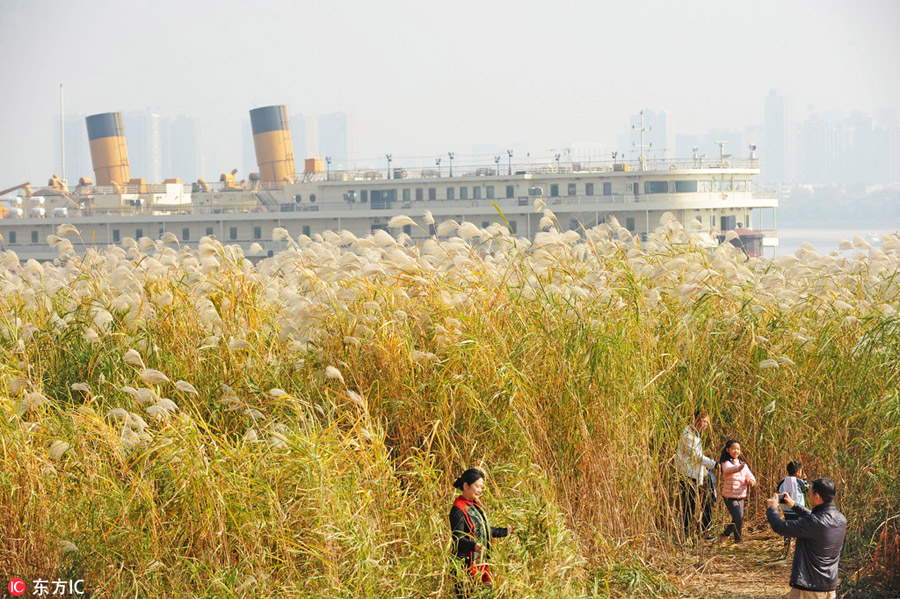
774, 227, 897, 255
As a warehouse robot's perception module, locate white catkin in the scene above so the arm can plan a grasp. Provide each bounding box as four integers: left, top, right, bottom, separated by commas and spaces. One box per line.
56, 223, 80, 237
325, 366, 345, 384
228, 338, 253, 350
174, 380, 199, 395
49, 441, 70, 460
388, 215, 417, 229
140, 369, 170, 385
124, 349, 145, 368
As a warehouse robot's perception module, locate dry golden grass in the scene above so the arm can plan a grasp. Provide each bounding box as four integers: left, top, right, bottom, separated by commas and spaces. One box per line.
1, 214, 898, 597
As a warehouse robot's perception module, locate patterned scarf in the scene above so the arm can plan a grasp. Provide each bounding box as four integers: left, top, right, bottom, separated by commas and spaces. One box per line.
453, 495, 492, 584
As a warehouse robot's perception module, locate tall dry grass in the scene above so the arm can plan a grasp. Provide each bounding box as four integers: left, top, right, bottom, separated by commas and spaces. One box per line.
1, 214, 898, 597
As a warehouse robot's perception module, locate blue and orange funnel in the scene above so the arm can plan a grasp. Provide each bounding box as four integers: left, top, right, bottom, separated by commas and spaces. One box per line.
249, 105, 296, 187
85, 112, 130, 186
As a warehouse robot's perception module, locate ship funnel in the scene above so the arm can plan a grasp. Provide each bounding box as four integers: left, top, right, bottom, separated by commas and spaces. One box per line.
86, 112, 130, 186
249, 105, 295, 187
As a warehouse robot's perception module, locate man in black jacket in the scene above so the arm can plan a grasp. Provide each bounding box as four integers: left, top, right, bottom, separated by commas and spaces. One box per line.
766, 478, 847, 599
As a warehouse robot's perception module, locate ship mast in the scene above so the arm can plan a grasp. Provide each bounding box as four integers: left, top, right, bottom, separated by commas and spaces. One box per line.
633, 110, 651, 171
60, 83, 66, 185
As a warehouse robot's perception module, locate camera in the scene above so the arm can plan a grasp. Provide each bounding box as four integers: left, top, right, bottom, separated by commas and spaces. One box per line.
778, 493, 788, 504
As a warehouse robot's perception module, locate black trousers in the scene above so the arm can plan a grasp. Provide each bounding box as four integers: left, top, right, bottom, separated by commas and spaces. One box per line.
680, 478, 712, 536
722, 497, 745, 541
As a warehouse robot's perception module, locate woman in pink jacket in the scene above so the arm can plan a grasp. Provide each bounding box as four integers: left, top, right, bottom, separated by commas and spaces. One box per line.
719, 439, 757, 542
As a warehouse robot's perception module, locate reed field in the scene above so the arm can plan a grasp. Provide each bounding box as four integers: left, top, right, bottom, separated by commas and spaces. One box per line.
1, 208, 898, 597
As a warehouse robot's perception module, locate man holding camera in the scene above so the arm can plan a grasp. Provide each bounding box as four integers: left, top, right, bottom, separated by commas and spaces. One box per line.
766, 478, 847, 599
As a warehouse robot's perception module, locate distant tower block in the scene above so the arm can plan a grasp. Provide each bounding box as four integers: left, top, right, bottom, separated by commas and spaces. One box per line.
249, 105, 296, 187
85, 112, 130, 186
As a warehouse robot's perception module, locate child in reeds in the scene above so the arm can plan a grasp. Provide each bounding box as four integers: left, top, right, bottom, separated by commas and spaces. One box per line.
777, 460, 809, 552
719, 439, 757, 543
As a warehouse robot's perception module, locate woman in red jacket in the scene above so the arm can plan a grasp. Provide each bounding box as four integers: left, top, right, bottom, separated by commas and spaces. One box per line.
718, 439, 757, 543
449, 469, 514, 597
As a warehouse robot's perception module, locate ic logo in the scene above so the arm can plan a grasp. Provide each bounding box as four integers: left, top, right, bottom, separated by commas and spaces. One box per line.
8, 578, 26, 596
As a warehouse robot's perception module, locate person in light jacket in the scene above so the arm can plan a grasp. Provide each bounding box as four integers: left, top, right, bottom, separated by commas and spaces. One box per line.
675, 409, 717, 538
718, 439, 757, 542
766, 478, 846, 599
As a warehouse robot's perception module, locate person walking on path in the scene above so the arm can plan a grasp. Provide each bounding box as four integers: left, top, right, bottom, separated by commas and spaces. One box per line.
766, 478, 847, 599
449, 469, 515, 597
718, 439, 757, 543
676, 409, 717, 539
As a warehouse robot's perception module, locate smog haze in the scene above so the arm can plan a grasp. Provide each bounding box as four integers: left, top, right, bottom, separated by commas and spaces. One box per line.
1, 0, 898, 185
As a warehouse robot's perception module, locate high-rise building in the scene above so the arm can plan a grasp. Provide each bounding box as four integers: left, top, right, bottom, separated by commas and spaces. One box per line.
319, 112, 352, 169
284, 112, 354, 171
123, 109, 162, 182
160, 115, 201, 183
791, 109, 898, 186
798, 114, 835, 184
831, 117, 855, 184
875, 108, 900, 185
53, 114, 93, 183
890, 127, 900, 185
289, 113, 317, 161
845, 111, 893, 186
763, 90, 796, 185
242, 119, 256, 178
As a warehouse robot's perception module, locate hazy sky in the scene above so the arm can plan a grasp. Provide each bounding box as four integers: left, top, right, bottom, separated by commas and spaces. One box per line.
1, 0, 898, 183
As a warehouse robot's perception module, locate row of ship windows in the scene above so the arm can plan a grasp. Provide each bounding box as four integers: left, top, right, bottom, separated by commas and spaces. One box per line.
7, 226, 299, 245
8, 211, 748, 247
373, 215, 746, 235
334, 186, 516, 204
10, 223, 484, 245
374, 222, 518, 236
643, 180, 750, 193
376, 217, 730, 236
289, 180, 749, 204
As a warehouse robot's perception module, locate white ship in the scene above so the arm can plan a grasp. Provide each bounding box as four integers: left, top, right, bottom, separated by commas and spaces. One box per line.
0, 106, 777, 261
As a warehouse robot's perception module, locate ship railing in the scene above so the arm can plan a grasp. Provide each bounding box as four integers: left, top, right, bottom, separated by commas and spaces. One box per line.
252, 191, 768, 214
77, 181, 289, 194
536, 191, 761, 206
68, 157, 762, 198
303, 157, 761, 181
34, 204, 196, 217
76, 183, 193, 195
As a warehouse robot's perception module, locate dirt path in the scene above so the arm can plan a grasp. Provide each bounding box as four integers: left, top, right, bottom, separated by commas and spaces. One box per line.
666, 527, 794, 599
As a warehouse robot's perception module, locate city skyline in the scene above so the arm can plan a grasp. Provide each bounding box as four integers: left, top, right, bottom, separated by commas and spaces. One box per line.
2, 0, 898, 187
41, 96, 900, 188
